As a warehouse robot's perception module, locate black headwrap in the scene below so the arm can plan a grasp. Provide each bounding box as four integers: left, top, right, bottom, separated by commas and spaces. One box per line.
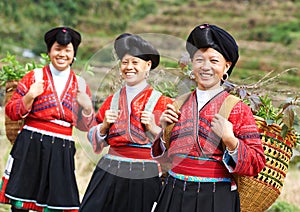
44, 27, 81, 57
114, 33, 160, 70
186, 23, 239, 76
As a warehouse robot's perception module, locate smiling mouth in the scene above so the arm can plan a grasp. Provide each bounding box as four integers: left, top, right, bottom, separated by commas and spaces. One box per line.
199, 72, 213, 77
125, 72, 136, 76
56, 59, 66, 63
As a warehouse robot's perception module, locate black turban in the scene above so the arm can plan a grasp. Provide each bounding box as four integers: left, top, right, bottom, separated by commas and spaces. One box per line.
186, 23, 239, 76
44, 27, 81, 57
114, 33, 160, 70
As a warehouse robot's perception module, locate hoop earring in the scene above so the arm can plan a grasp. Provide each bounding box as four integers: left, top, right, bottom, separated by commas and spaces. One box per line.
222, 73, 229, 82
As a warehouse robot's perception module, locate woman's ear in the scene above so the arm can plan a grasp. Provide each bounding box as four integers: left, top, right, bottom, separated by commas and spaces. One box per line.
224, 61, 232, 73
147, 60, 152, 71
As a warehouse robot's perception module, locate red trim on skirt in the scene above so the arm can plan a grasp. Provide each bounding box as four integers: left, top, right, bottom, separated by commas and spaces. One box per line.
0, 175, 78, 212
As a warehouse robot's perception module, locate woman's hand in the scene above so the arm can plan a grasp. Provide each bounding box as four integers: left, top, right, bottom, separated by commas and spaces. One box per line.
159, 104, 181, 129
100, 109, 119, 134
28, 80, 44, 99
76, 91, 93, 115
141, 111, 155, 130
23, 80, 44, 110
211, 114, 238, 151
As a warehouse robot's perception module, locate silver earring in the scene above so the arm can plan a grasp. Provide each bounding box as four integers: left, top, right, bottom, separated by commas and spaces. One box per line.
145, 71, 150, 79
189, 71, 195, 80
222, 73, 229, 82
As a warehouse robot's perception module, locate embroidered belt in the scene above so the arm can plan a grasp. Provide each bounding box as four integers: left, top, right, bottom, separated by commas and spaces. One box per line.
168, 169, 231, 183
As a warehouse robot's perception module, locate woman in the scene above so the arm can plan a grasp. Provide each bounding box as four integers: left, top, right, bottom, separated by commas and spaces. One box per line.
80, 33, 173, 212
0, 27, 95, 212
151, 24, 266, 212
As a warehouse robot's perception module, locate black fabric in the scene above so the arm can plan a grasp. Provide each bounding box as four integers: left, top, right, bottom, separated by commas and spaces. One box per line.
11, 207, 29, 212
186, 23, 239, 76
5, 129, 80, 209
80, 157, 162, 212
44, 27, 81, 57
114, 33, 160, 70
154, 175, 240, 212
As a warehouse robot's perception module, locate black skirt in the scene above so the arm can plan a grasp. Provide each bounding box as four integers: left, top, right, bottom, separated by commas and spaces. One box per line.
80, 155, 162, 212
153, 175, 240, 212
3, 128, 80, 210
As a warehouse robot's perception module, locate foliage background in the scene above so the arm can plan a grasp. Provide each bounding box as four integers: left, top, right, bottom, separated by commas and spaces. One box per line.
1, 0, 299, 98
0, 0, 300, 211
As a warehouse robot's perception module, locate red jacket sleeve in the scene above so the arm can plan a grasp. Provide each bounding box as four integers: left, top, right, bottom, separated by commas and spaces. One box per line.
230, 102, 266, 176
5, 70, 35, 121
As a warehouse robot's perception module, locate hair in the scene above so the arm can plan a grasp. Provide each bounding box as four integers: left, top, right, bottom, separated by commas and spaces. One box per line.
114, 33, 160, 70
186, 24, 239, 76
44, 27, 81, 57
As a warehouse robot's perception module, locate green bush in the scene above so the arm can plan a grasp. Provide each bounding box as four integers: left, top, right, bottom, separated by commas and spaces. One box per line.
267, 200, 300, 212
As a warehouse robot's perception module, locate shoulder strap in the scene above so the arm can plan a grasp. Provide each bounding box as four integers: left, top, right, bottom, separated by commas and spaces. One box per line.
218, 94, 240, 119
110, 88, 121, 111
144, 90, 162, 112
33, 68, 43, 82
163, 92, 191, 149
110, 89, 163, 113
76, 75, 87, 93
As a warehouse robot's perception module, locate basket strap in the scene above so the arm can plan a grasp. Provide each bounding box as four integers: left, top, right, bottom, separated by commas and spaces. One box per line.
144, 90, 162, 112
218, 95, 240, 119
110, 89, 121, 111
33, 68, 43, 81
163, 92, 191, 149
76, 75, 86, 92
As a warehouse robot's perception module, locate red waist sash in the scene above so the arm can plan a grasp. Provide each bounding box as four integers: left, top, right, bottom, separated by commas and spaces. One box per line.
108, 146, 154, 160
171, 155, 231, 179
24, 118, 72, 136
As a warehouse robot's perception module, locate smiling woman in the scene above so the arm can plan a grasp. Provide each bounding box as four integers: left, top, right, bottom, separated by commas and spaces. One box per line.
119, 54, 152, 86
0, 26, 95, 212
151, 23, 265, 212
79, 33, 173, 212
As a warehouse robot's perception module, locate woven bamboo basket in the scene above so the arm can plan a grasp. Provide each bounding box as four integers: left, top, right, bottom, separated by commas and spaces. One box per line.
238, 115, 297, 212
4, 80, 24, 144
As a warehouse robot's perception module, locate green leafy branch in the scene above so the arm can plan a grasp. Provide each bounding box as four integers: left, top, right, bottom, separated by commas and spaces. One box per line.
0, 52, 50, 86
224, 69, 300, 144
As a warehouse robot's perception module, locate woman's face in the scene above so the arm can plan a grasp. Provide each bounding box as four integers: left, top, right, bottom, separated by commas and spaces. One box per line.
120, 54, 151, 86
191, 48, 232, 90
49, 41, 74, 71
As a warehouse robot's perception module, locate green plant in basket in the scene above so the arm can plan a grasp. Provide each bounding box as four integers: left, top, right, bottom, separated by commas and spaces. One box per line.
224, 69, 300, 146
0, 52, 28, 86
0, 52, 50, 87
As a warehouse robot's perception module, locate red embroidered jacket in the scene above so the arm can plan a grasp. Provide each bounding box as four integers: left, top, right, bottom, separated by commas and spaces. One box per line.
91, 85, 173, 154
152, 90, 266, 177
5, 65, 95, 132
